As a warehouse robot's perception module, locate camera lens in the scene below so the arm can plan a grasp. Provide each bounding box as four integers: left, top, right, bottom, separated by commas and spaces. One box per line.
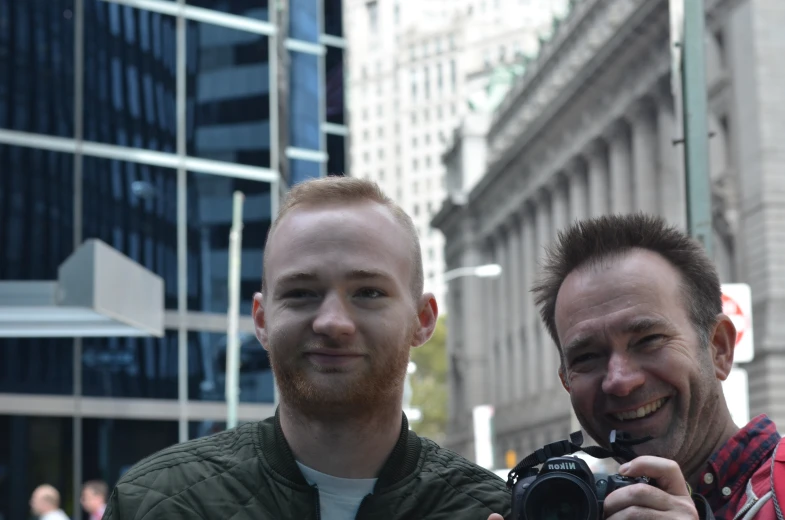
523, 473, 598, 520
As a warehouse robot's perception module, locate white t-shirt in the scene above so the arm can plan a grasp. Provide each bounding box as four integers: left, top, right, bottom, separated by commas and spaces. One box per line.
296, 461, 377, 520
40, 510, 70, 520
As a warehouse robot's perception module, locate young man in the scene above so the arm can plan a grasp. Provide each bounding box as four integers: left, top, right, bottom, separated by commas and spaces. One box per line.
492, 214, 781, 520
104, 177, 511, 519
81, 480, 108, 520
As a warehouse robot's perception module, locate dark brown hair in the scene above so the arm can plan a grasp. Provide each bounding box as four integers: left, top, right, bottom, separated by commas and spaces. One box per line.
532, 213, 721, 356
83, 480, 109, 501
262, 177, 423, 297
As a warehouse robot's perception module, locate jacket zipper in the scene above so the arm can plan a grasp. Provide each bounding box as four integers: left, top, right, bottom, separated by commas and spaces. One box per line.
354, 494, 372, 519
313, 486, 321, 520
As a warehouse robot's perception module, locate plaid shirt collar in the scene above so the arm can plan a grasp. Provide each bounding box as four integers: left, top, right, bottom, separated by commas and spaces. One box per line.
695, 414, 781, 517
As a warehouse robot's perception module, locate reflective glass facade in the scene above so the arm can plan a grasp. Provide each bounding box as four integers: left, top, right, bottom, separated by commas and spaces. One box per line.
0, 0, 345, 517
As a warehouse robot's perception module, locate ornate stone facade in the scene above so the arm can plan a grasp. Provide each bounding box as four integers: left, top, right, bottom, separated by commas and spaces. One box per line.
433, 0, 785, 466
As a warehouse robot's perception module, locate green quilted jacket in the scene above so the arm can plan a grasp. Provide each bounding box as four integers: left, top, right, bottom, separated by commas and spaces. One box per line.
103, 411, 511, 519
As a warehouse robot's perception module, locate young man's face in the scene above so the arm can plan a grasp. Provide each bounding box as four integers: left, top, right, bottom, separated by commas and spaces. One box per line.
554, 249, 733, 466
254, 201, 436, 418
80, 488, 102, 513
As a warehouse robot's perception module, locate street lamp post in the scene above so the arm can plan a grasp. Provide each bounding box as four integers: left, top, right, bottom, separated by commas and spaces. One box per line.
442, 263, 503, 284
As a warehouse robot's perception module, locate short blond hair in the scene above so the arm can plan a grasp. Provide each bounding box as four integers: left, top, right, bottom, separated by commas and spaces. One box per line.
263, 177, 423, 297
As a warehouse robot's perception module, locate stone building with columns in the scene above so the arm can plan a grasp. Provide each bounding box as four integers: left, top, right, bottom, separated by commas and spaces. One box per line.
432, 0, 785, 466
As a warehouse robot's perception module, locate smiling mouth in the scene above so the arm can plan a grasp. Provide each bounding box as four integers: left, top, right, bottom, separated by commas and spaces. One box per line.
610, 397, 669, 422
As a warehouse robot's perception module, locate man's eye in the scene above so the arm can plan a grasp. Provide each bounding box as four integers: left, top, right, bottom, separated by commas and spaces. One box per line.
639, 334, 664, 346
283, 289, 317, 299
571, 353, 599, 365
356, 288, 385, 298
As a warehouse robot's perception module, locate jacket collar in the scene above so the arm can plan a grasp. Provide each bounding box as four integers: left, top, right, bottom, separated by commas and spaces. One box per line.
258, 407, 422, 489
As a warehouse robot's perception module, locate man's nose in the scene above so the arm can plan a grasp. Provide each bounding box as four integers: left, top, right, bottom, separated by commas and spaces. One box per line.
601, 352, 645, 396
312, 292, 356, 339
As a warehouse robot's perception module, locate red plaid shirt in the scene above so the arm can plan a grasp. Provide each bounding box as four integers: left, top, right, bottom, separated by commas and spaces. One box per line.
694, 414, 781, 520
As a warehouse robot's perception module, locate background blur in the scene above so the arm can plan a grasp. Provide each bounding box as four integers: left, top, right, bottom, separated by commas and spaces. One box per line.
3, 0, 785, 518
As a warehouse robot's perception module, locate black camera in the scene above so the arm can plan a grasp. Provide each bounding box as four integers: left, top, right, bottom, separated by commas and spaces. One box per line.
510, 455, 651, 520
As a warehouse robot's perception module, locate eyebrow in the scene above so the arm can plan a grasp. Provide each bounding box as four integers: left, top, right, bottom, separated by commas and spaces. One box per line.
275, 269, 394, 287
562, 316, 671, 356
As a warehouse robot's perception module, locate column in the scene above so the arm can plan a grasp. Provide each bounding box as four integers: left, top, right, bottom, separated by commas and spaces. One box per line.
551, 175, 569, 239
446, 257, 466, 435
629, 98, 660, 215
585, 139, 610, 218
520, 206, 538, 397
484, 237, 500, 406
655, 82, 687, 229
568, 159, 589, 223
460, 229, 491, 411
535, 191, 555, 391
506, 215, 525, 402
494, 228, 510, 405
606, 120, 634, 214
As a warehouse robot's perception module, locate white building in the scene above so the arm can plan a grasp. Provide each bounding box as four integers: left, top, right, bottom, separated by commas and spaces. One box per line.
344, 0, 567, 310
433, 0, 785, 466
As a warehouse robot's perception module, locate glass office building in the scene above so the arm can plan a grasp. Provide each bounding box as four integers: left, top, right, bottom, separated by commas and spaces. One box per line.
0, 0, 347, 517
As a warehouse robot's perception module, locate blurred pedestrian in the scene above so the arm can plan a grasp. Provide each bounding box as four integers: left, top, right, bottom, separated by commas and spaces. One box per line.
81, 480, 108, 520
29, 484, 69, 520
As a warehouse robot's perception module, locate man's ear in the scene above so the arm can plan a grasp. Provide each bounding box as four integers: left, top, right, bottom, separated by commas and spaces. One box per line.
710, 314, 736, 381
252, 293, 269, 351
559, 364, 570, 392
411, 294, 438, 347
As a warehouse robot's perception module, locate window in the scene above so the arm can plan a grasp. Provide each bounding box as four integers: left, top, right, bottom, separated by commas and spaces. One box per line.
411, 70, 417, 99
449, 35, 455, 50
450, 59, 457, 89
499, 45, 506, 62
289, 50, 321, 151
413, 159, 419, 171
412, 181, 419, 193
377, 149, 384, 160
437, 106, 443, 119
424, 109, 430, 122
362, 108, 369, 120
412, 137, 418, 148
429, 248, 435, 261
363, 129, 370, 140
377, 105, 382, 116
437, 63, 443, 91
363, 152, 370, 162
379, 169, 385, 181
425, 134, 431, 145
451, 103, 457, 116
484, 51, 491, 69
424, 66, 430, 99
377, 127, 383, 137
413, 205, 420, 217
394, 2, 400, 24
411, 113, 417, 124
367, 0, 379, 31
425, 156, 432, 168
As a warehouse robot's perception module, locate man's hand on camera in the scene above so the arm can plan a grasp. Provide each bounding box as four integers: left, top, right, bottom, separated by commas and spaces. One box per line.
603, 456, 698, 520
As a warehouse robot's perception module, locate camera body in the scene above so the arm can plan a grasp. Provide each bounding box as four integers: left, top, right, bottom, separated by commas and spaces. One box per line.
510, 456, 650, 520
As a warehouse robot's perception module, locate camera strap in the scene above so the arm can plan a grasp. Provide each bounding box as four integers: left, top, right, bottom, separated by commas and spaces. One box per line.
506, 430, 653, 489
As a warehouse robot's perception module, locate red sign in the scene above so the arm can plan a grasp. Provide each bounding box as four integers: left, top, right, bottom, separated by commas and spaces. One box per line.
722, 293, 747, 347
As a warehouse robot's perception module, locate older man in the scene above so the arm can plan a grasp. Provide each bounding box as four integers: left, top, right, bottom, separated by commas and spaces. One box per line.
30, 485, 69, 520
